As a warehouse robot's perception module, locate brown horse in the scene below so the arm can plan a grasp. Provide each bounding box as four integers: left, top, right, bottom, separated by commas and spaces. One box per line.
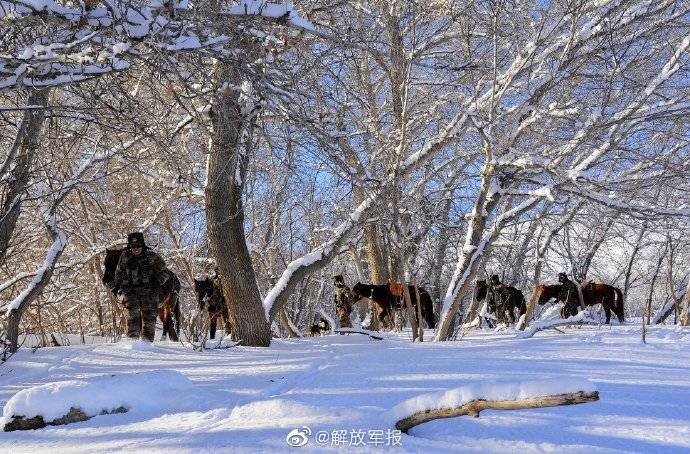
351, 282, 396, 328
536, 282, 624, 324
581, 282, 625, 324
535, 284, 563, 305
103, 248, 181, 341
351, 282, 435, 329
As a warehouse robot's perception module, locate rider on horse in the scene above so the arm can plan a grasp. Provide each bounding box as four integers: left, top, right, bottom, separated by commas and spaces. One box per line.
108, 232, 169, 342
488, 274, 508, 313
558, 272, 581, 317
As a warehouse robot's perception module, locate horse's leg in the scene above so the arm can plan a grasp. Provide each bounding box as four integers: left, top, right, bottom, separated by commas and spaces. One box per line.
158, 306, 167, 341
170, 300, 180, 342
209, 313, 218, 340
164, 307, 177, 342
603, 303, 612, 324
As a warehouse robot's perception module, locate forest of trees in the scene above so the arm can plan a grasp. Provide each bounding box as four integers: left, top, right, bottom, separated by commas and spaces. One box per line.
1, 0, 689, 352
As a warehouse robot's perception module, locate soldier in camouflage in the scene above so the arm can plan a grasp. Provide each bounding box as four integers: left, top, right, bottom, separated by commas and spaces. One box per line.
488, 274, 508, 322
110, 232, 169, 342
333, 275, 353, 329
558, 272, 581, 317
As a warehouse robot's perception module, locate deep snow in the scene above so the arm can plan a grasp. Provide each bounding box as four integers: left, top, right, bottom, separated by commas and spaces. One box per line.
1, 325, 690, 453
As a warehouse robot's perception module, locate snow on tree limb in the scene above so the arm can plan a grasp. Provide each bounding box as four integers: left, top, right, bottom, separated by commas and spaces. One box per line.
0, 0, 314, 88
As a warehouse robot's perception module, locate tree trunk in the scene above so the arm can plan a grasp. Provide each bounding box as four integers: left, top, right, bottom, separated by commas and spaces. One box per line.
623, 223, 647, 302
646, 244, 667, 325
205, 61, 271, 347
430, 188, 453, 317
680, 278, 690, 326
0, 89, 50, 264
434, 168, 501, 341
8, 219, 67, 352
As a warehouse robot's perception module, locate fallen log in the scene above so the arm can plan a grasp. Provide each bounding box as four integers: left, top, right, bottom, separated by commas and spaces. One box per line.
390, 379, 599, 434
395, 390, 598, 433
4, 406, 127, 432
333, 328, 384, 340
517, 311, 599, 339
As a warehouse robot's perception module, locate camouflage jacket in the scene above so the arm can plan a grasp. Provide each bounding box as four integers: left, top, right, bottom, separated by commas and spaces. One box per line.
112, 248, 168, 292
558, 279, 580, 305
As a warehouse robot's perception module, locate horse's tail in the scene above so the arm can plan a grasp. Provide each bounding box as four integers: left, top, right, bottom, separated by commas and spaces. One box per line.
518, 291, 527, 315
421, 291, 435, 329
174, 292, 181, 330
614, 286, 625, 322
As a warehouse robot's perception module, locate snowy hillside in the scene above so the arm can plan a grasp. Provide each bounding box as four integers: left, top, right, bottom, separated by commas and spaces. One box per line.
2, 326, 690, 452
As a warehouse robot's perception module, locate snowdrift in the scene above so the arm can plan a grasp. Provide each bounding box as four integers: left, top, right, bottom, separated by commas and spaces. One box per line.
2, 369, 201, 431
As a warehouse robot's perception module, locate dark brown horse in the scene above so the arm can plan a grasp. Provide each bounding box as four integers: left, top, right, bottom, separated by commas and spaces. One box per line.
536, 282, 624, 324
475, 280, 527, 324
535, 284, 563, 305
194, 277, 232, 340
351, 282, 435, 329
103, 248, 181, 341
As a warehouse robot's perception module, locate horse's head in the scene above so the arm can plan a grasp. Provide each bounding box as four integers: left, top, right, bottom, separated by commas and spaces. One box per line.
351, 283, 370, 302
475, 280, 487, 302
102, 248, 124, 292
194, 278, 214, 308
333, 274, 346, 287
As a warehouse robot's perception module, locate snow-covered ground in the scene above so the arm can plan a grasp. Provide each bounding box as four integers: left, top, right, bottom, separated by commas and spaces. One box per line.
1, 325, 690, 453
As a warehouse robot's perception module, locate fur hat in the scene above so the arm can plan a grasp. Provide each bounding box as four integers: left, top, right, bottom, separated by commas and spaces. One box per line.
127, 232, 146, 248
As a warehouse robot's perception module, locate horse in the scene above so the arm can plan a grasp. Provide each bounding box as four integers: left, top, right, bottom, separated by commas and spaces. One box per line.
475, 280, 527, 324
351, 282, 395, 328
581, 282, 625, 324
536, 282, 625, 324
535, 284, 563, 306
193, 277, 232, 340
102, 248, 181, 342
351, 281, 436, 329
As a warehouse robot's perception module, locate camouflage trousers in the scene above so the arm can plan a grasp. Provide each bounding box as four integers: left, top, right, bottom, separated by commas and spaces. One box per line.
336, 303, 352, 328
122, 288, 159, 342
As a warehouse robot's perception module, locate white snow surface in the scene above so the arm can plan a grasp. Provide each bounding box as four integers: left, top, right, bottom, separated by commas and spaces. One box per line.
2, 326, 690, 452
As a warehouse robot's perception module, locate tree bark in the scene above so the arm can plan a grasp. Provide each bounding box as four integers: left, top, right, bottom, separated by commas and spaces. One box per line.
8, 218, 67, 352
205, 60, 271, 347
0, 89, 50, 264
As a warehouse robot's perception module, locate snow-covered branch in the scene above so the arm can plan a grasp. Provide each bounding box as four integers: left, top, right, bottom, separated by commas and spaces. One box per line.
0, 0, 313, 88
